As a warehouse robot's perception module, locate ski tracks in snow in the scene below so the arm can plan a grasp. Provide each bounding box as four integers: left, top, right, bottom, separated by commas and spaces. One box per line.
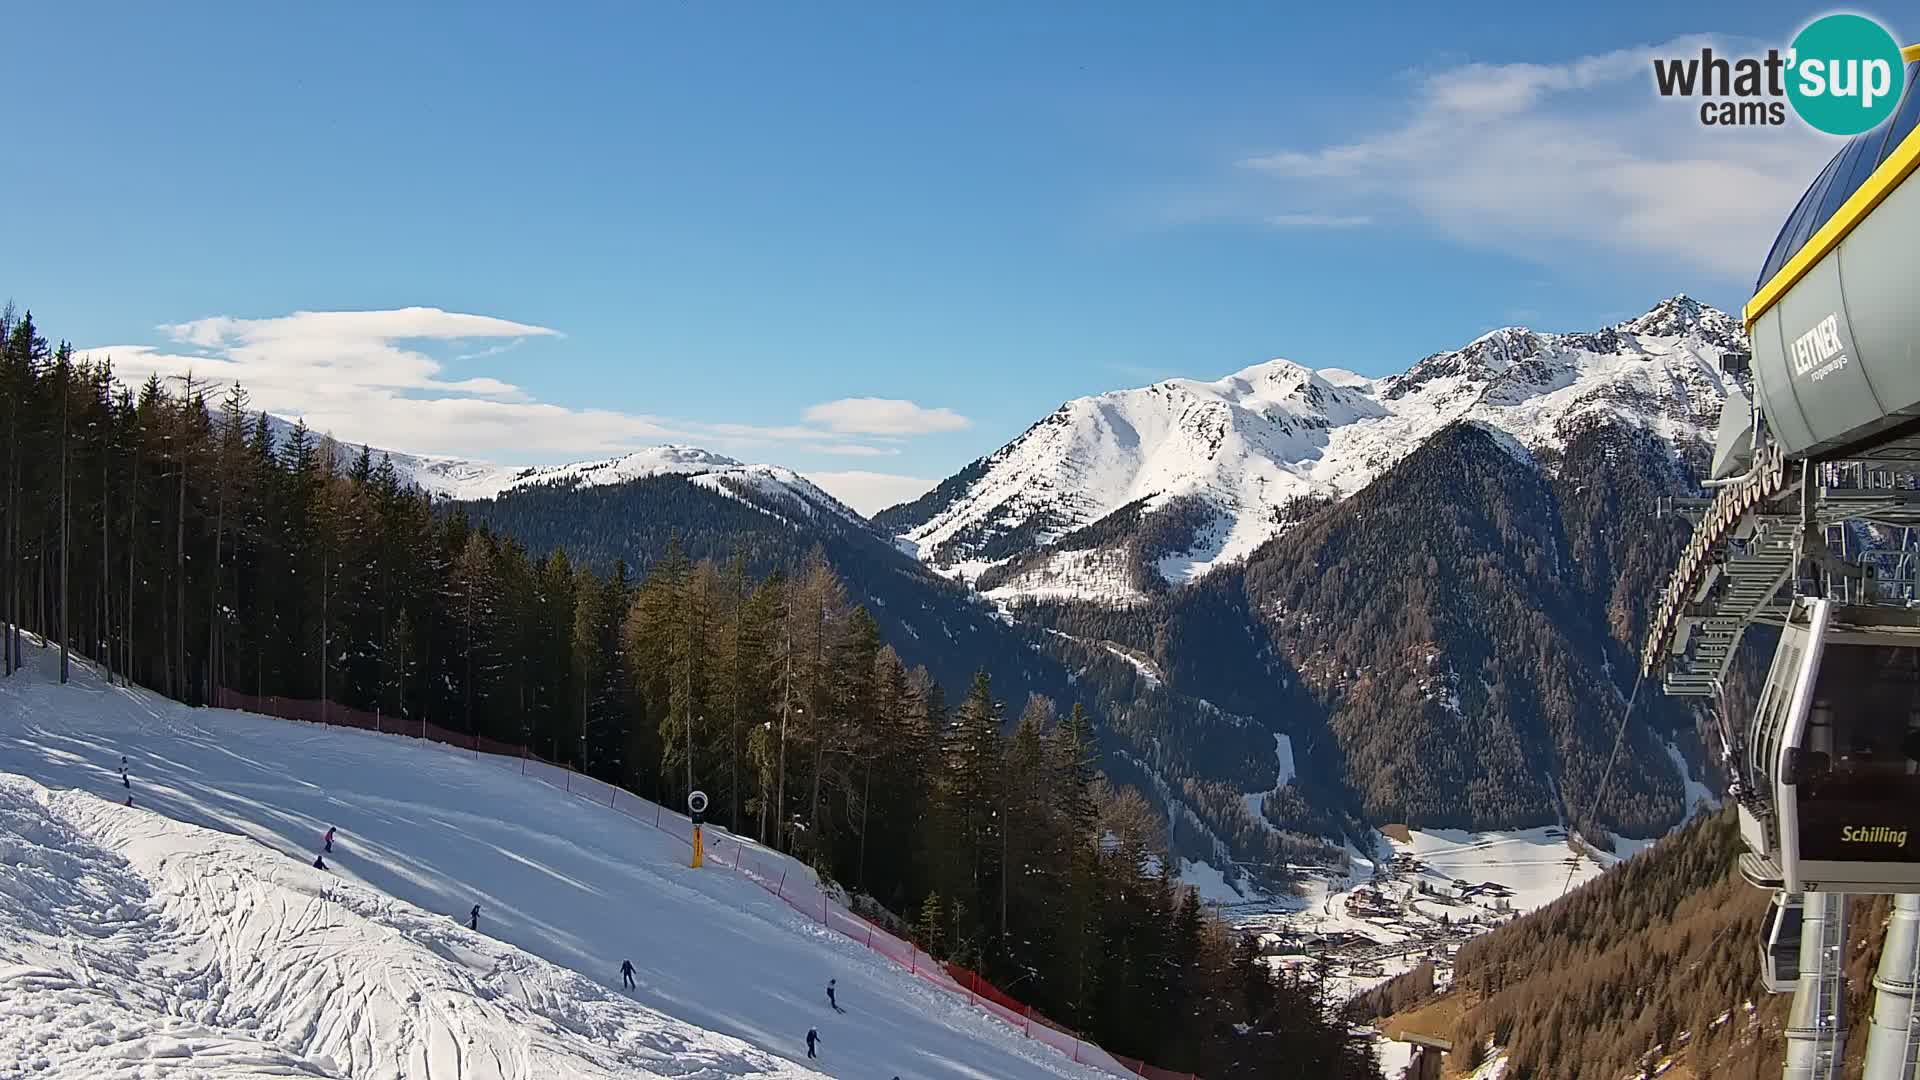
0, 774, 820, 1080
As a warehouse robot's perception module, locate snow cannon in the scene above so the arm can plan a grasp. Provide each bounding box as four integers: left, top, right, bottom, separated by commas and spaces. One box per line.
688, 790, 708, 869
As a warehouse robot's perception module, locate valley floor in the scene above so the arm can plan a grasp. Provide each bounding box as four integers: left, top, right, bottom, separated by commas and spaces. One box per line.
1208, 824, 1654, 1079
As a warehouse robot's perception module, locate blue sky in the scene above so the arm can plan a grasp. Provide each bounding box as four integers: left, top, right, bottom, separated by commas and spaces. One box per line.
3, 2, 1898, 511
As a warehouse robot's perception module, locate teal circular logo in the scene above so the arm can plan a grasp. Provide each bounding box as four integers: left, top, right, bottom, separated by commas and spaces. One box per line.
1787, 14, 1906, 135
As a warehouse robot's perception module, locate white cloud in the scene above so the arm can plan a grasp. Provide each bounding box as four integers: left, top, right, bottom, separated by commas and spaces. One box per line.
1265, 212, 1373, 228
804, 443, 903, 458
803, 397, 973, 436
162, 308, 561, 350
1238, 37, 1831, 278
804, 470, 935, 515
83, 307, 968, 475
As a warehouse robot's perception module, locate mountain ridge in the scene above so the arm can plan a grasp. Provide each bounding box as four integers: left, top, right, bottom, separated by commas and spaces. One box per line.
287, 296, 1734, 854
262, 414, 867, 530
880, 295, 1744, 605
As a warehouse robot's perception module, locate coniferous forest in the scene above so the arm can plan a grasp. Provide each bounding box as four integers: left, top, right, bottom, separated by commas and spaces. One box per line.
0, 306, 1381, 1078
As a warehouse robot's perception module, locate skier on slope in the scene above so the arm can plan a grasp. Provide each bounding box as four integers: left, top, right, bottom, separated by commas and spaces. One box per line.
826, 978, 844, 1013
469, 904, 481, 931
620, 959, 635, 990
323, 826, 335, 853
804, 1028, 820, 1059
120, 756, 130, 789
313, 854, 327, 870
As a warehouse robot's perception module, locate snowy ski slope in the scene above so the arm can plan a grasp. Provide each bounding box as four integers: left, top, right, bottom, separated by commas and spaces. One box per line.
0, 773, 817, 1080
0, 643, 1117, 1080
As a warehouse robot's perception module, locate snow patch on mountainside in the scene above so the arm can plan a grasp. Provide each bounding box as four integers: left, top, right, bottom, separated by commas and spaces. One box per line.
1665, 741, 1720, 819
889, 297, 1742, 602
1179, 858, 1263, 904
1155, 513, 1235, 585
982, 549, 1145, 605
1103, 645, 1161, 687
1273, 734, 1296, 787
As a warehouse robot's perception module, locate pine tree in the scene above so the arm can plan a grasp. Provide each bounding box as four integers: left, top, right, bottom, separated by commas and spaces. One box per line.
449, 532, 501, 738
916, 892, 946, 960
938, 669, 1004, 964
1000, 695, 1055, 966
0, 306, 1387, 1079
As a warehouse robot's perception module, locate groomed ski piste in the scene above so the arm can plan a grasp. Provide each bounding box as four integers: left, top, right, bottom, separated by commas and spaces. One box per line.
0, 640, 1125, 1080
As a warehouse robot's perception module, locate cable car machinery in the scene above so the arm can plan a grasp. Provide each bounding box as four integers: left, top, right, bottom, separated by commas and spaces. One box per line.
1640, 46, 1920, 1080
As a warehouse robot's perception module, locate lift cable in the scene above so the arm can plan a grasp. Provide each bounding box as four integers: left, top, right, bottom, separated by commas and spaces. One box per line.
1560, 669, 1648, 900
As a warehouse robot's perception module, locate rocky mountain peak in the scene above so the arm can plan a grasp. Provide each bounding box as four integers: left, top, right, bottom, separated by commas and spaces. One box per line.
884, 296, 1742, 605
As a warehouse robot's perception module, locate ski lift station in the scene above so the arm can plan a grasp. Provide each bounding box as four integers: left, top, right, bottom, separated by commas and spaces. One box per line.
1640, 43, 1920, 1080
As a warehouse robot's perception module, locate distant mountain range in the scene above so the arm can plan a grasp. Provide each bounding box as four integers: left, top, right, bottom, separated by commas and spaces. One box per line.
876, 295, 1743, 604
274, 296, 1740, 887
270, 421, 864, 526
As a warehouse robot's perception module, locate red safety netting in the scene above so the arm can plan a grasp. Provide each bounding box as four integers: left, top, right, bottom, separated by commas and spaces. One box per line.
214, 688, 1198, 1079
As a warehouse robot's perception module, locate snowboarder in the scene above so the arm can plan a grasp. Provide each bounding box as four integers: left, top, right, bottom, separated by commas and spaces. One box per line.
826, 978, 843, 1013
804, 1028, 820, 1059
620, 959, 635, 990
323, 826, 335, 853
469, 904, 480, 931
313, 854, 327, 870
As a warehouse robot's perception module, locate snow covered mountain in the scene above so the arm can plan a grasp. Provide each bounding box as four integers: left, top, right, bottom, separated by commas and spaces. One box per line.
878, 296, 1746, 604
448, 446, 868, 526
265, 416, 864, 527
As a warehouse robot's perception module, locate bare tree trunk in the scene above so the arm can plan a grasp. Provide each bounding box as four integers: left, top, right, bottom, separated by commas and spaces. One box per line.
806, 595, 825, 851
321, 549, 329, 718
3, 371, 16, 677
126, 438, 139, 688
1000, 795, 1009, 938
730, 607, 742, 833
208, 464, 223, 703
175, 439, 186, 701
859, 762, 871, 891
2, 401, 11, 678
58, 369, 69, 683
2, 477, 10, 676
463, 586, 473, 736
101, 409, 111, 682
775, 591, 792, 851
398, 629, 409, 723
